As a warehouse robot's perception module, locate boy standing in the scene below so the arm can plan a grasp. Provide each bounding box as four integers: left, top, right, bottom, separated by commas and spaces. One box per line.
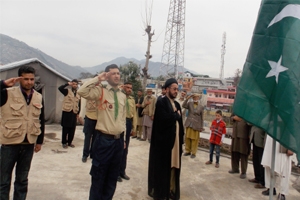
206, 110, 226, 168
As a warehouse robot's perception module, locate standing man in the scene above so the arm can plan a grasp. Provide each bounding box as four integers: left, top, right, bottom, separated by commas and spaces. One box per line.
117, 82, 137, 182
248, 125, 266, 188
148, 78, 184, 200
261, 135, 293, 200
141, 88, 156, 142
58, 79, 80, 148
77, 64, 126, 200
182, 93, 204, 158
132, 89, 144, 140
176, 90, 187, 123
157, 85, 166, 101
81, 99, 98, 163
0, 66, 45, 200
228, 115, 251, 179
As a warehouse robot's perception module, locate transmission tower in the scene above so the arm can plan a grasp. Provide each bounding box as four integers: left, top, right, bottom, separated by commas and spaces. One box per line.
159, 0, 186, 79
220, 32, 226, 79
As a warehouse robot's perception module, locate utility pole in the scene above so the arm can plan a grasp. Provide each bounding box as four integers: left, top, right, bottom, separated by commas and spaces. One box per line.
142, 25, 154, 90
141, 0, 155, 90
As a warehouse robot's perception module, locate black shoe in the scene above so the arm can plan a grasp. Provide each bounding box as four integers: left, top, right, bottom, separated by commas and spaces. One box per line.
120, 174, 130, 180
277, 193, 285, 200
82, 156, 87, 163
262, 188, 276, 196
169, 191, 175, 200
117, 176, 122, 182
183, 152, 191, 156
132, 136, 137, 139
62, 144, 68, 149
190, 154, 196, 158
228, 169, 240, 174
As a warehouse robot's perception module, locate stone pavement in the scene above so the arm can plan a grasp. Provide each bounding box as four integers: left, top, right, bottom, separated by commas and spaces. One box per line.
12, 124, 300, 200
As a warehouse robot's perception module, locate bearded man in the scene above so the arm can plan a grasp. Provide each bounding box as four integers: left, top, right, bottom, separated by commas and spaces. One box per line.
148, 78, 184, 200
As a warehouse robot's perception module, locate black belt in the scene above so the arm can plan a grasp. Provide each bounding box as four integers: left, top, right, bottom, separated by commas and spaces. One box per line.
126, 118, 133, 120
99, 131, 124, 139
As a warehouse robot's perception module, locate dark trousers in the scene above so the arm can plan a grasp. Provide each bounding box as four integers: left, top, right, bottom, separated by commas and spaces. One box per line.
89, 131, 124, 200
252, 143, 265, 185
62, 126, 76, 145
231, 151, 248, 174
83, 117, 97, 158
209, 143, 221, 164
0, 144, 34, 200
119, 118, 132, 176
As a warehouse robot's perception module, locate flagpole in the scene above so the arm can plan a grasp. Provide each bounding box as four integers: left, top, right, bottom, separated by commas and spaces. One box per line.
269, 138, 276, 200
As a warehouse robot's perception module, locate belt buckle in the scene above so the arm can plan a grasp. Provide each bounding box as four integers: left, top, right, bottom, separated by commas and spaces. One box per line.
114, 134, 120, 139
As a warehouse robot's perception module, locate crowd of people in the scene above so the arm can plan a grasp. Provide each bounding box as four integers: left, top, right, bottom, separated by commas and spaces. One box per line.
0, 64, 298, 200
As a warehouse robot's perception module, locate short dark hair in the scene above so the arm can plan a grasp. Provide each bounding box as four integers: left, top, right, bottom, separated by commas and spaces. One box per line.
138, 89, 143, 92
72, 79, 79, 83
182, 90, 187, 93
124, 81, 132, 85
105, 64, 119, 72
18, 65, 35, 76
216, 110, 222, 116
162, 85, 166, 90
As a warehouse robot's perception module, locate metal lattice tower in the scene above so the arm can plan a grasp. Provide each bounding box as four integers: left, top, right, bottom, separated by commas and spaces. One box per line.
159, 0, 186, 79
220, 32, 226, 79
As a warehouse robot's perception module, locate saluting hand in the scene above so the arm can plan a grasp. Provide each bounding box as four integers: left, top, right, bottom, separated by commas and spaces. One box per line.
187, 94, 194, 100
4, 77, 23, 87
98, 72, 110, 82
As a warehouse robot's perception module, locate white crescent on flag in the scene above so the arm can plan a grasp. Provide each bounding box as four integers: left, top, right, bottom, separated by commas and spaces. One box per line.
268, 4, 300, 28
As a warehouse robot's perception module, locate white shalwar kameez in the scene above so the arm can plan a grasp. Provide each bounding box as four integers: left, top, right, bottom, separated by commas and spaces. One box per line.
261, 135, 292, 195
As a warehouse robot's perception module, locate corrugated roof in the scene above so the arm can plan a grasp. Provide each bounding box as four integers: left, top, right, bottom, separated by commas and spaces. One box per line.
0, 58, 71, 81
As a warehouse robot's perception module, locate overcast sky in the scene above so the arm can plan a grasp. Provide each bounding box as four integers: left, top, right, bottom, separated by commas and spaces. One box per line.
1, 0, 262, 78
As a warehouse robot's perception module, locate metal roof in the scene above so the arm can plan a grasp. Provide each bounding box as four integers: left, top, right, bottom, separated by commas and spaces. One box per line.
0, 58, 71, 81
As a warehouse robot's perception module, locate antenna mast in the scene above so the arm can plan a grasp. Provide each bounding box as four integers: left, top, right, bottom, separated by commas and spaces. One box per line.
220, 32, 226, 79
160, 0, 186, 79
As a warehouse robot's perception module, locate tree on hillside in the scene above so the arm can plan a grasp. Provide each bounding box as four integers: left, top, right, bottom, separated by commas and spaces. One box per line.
120, 61, 142, 97
233, 69, 242, 86
156, 75, 165, 81
78, 72, 94, 79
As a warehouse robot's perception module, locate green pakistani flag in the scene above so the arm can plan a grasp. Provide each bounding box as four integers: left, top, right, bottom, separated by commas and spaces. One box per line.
233, 0, 300, 160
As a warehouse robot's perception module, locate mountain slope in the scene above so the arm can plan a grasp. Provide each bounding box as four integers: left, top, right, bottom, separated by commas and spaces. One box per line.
0, 34, 88, 79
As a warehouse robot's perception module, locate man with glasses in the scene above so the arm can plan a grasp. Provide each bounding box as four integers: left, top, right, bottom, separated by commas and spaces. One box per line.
148, 78, 184, 200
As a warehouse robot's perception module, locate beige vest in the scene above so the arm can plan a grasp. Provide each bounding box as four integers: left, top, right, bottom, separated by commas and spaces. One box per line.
0, 87, 43, 144
62, 89, 80, 114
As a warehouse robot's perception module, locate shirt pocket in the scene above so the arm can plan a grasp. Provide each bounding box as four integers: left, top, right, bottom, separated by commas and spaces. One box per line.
32, 103, 42, 117
10, 104, 24, 116
63, 102, 73, 111
2, 120, 23, 138
28, 119, 41, 135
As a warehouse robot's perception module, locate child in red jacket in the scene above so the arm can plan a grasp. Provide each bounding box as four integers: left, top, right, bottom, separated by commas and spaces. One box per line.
205, 110, 226, 168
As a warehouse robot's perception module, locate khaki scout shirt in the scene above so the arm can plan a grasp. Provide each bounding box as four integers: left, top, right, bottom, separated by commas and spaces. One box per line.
126, 96, 137, 132
85, 99, 97, 120
77, 77, 126, 135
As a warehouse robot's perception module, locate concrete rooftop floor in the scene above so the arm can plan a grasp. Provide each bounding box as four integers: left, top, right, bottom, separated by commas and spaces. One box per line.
9, 124, 300, 200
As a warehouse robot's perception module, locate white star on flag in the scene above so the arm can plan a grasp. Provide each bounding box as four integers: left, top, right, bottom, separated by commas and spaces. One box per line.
266, 56, 288, 83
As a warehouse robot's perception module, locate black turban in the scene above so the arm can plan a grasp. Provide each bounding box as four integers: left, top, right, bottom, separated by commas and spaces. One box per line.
164, 78, 178, 88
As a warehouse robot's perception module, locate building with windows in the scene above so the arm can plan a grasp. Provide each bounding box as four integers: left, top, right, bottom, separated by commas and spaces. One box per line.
206, 87, 236, 111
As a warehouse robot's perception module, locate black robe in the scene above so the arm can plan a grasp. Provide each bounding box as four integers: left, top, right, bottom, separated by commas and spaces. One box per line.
148, 96, 184, 200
